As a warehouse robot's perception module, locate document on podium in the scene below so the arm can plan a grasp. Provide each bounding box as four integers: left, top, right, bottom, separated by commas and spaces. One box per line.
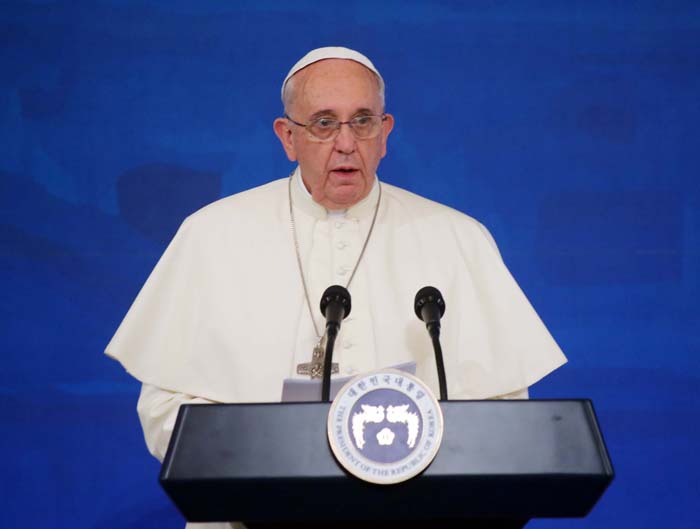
281, 361, 417, 402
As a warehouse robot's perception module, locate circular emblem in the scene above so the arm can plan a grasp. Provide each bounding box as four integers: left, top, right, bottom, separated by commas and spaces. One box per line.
327, 369, 444, 484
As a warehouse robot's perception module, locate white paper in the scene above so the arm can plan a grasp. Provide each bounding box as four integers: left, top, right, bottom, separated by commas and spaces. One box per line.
281, 361, 417, 402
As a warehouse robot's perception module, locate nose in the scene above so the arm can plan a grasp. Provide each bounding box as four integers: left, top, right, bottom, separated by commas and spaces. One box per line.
333, 122, 356, 154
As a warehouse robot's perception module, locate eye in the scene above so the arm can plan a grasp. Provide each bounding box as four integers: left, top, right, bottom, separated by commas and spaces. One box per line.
353, 115, 372, 126
315, 118, 336, 129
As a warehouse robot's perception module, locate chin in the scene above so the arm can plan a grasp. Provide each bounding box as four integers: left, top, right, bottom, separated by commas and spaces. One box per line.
329, 185, 366, 207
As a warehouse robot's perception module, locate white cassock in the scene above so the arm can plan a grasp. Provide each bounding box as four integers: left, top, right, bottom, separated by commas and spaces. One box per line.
106, 167, 567, 529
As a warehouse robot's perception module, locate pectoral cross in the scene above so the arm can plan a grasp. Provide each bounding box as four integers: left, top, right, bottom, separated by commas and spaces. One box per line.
297, 340, 339, 379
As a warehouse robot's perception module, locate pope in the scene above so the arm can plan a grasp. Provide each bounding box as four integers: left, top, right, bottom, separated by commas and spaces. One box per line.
106, 47, 567, 529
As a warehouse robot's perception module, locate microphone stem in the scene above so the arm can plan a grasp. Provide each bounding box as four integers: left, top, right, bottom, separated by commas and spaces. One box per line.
321, 324, 339, 402
428, 324, 448, 401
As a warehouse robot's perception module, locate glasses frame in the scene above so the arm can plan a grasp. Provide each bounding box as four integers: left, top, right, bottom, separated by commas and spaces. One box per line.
285, 113, 388, 142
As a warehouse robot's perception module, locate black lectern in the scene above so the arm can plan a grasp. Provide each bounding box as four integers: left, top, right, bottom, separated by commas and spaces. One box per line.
160, 400, 613, 528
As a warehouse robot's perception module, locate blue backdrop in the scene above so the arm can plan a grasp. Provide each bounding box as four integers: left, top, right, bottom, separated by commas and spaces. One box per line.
1, 1, 698, 528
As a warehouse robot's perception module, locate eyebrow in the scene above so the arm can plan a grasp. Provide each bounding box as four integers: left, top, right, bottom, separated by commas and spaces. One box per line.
308, 109, 336, 120
308, 107, 377, 121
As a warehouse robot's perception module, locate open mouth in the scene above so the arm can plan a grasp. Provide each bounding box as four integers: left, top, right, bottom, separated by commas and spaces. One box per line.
331, 167, 358, 175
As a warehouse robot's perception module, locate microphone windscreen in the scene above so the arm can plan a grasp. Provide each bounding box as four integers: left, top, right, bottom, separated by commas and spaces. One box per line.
414, 286, 446, 320
320, 285, 352, 319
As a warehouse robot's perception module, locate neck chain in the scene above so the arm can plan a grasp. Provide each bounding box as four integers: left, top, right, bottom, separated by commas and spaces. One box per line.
288, 173, 382, 344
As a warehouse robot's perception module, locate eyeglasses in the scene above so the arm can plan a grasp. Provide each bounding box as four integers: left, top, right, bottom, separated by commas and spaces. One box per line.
285, 113, 387, 142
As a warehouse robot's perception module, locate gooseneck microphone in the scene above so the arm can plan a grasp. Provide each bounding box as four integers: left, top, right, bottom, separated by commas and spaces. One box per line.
320, 285, 352, 402
414, 286, 448, 401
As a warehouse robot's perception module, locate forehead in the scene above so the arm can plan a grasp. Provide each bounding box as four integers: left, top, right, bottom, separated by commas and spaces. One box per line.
292, 59, 382, 116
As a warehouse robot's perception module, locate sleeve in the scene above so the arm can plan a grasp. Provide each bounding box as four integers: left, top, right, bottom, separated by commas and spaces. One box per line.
136, 383, 218, 462
137, 385, 249, 529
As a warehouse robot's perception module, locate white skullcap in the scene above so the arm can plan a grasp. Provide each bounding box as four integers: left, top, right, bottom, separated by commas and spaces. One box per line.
281, 46, 384, 98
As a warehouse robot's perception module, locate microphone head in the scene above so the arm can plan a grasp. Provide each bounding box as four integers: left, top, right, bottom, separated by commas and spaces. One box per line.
320, 285, 352, 319
414, 286, 446, 321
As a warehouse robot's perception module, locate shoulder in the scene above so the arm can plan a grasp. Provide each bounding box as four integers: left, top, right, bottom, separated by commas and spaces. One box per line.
380, 180, 501, 256
163, 178, 288, 252
180, 178, 287, 230
381, 181, 490, 233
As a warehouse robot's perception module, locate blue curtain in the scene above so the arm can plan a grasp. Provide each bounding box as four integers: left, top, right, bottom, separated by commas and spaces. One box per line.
2, 1, 698, 527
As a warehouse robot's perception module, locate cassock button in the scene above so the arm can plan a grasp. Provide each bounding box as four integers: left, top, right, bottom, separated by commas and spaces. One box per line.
335, 221, 344, 229
336, 241, 347, 250
344, 341, 353, 349
337, 266, 348, 276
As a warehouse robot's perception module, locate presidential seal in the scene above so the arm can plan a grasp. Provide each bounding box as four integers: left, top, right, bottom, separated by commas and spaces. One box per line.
327, 369, 444, 484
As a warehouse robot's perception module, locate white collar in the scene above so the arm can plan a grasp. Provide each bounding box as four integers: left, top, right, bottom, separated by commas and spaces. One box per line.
291, 167, 381, 221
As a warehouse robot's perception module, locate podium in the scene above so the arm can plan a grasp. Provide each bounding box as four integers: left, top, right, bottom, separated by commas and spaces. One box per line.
160, 400, 613, 528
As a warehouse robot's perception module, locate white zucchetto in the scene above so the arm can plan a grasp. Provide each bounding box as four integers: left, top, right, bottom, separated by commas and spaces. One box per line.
281, 46, 384, 98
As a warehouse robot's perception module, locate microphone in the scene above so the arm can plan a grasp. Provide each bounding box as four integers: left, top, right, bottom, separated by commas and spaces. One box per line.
320, 285, 352, 332
319, 285, 351, 402
414, 286, 446, 334
414, 286, 448, 401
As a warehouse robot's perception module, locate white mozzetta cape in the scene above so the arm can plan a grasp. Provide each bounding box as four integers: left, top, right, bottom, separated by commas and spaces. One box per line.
106, 169, 566, 402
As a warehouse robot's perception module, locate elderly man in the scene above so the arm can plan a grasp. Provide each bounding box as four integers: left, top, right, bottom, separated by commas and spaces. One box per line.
106, 47, 566, 529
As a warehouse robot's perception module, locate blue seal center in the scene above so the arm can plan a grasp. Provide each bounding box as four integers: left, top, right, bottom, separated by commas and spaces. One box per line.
347, 388, 423, 464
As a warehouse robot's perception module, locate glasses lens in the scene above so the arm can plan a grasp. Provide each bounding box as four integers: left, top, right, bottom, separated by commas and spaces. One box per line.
350, 115, 382, 139
308, 118, 339, 140
305, 115, 384, 141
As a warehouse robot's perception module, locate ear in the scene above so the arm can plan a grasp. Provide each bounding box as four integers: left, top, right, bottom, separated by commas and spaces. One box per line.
273, 117, 298, 162
379, 113, 395, 159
